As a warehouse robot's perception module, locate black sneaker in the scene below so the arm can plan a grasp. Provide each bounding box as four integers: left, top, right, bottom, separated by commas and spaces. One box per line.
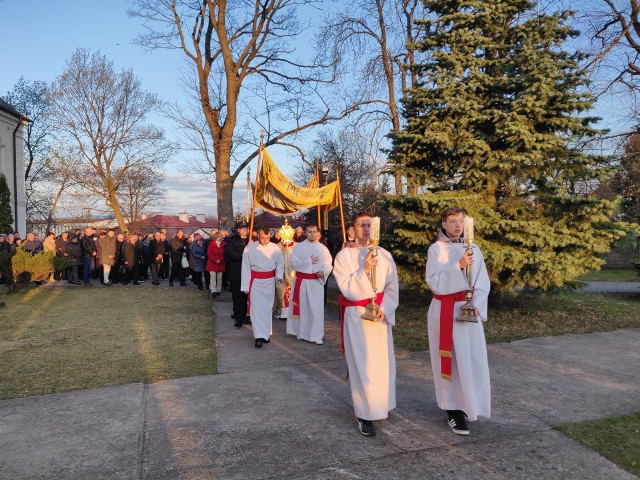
255, 339, 263, 348
448, 411, 469, 435
356, 418, 376, 436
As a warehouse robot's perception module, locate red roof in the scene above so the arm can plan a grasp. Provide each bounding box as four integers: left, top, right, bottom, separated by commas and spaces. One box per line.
252, 212, 301, 230
127, 214, 219, 229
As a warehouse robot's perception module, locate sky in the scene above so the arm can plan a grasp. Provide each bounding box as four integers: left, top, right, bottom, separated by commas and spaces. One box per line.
0, 0, 253, 217
0, 0, 636, 218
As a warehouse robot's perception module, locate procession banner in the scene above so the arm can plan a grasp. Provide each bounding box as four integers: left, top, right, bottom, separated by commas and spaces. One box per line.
255, 149, 340, 215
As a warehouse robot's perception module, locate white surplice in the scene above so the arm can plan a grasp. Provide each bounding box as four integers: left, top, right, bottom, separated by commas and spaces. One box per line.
425, 239, 491, 421
333, 245, 399, 421
287, 240, 333, 343
241, 241, 285, 340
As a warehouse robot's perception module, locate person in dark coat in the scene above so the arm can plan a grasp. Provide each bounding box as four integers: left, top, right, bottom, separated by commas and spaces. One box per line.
122, 234, 142, 285
80, 228, 97, 286
113, 233, 125, 284
160, 229, 171, 279
22, 232, 43, 255
55, 231, 71, 281
149, 232, 166, 285
190, 233, 206, 290
169, 229, 188, 286
223, 222, 250, 327
66, 236, 83, 285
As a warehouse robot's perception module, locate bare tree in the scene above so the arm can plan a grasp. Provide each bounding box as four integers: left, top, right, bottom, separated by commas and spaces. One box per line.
118, 165, 166, 224
318, 0, 428, 194
3, 77, 53, 218
583, 0, 640, 124
130, 0, 366, 221
48, 49, 172, 231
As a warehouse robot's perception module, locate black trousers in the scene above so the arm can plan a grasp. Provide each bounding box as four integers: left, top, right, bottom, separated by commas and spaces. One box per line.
193, 271, 203, 289
160, 257, 170, 278
204, 270, 211, 290
230, 279, 247, 320
170, 260, 185, 284
124, 265, 139, 284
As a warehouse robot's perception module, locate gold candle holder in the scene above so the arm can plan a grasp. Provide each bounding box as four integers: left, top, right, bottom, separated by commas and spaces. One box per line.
456, 216, 478, 323
361, 217, 380, 321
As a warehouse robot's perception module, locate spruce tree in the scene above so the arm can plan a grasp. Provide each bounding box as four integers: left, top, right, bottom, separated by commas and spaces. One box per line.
387, 0, 630, 293
0, 173, 14, 234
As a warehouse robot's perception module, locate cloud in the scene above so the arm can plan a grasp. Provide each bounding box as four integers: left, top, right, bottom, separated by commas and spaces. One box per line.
151, 172, 250, 216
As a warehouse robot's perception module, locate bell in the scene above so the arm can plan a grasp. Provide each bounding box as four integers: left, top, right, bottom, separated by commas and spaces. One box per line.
456, 290, 478, 323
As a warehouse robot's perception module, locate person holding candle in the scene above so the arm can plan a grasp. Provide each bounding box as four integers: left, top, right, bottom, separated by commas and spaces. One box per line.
333, 212, 400, 437
425, 206, 491, 436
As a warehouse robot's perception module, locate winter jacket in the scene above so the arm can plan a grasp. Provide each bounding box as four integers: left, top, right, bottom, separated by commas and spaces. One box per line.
206, 240, 226, 272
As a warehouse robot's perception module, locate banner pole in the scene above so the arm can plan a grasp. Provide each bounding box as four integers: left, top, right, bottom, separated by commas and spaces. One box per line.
316, 162, 322, 231
337, 170, 346, 243
249, 133, 264, 242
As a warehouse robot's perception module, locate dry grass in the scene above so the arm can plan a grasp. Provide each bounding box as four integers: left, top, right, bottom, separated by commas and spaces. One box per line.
329, 288, 640, 352
556, 412, 640, 477
0, 285, 216, 400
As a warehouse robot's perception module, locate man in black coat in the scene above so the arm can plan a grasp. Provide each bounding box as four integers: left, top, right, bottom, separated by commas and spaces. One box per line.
80, 228, 97, 286
223, 222, 249, 327
149, 231, 166, 285
122, 234, 142, 285
169, 229, 188, 286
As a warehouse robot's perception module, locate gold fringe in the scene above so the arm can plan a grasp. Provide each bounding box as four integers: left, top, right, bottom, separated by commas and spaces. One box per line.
439, 349, 452, 358
441, 373, 452, 380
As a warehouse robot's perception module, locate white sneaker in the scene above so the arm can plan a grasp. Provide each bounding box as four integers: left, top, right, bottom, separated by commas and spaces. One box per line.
314, 340, 323, 345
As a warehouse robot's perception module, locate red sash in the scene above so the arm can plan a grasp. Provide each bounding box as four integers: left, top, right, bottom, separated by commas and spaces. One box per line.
247, 270, 275, 315
292, 272, 318, 317
338, 292, 384, 353
433, 289, 471, 380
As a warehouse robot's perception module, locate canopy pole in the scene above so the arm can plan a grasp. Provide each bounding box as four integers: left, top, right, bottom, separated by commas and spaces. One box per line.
316, 161, 321, 231
249, 132, 264, 241
337, 171, 346, 243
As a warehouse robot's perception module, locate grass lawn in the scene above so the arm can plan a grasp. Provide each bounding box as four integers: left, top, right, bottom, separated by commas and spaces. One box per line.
555, 412, 640, 477
0, 285, 216, 400
577, 268, 639, 282
381, 289, 640, 351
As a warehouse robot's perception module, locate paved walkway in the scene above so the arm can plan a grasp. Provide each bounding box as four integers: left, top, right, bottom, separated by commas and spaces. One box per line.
1, 288, 639, 479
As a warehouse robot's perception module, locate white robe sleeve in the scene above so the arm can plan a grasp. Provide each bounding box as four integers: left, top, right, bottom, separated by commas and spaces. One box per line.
425, 242, 468, 295
377, 250, 399, 326
333, 248, 376, 301
274, 246, 285, 280
241, 245, 251, 292
471, 248, 491, 322
318, 244, 333, 286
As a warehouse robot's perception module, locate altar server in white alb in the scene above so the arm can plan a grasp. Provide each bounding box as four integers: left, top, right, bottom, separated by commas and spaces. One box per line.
425, 207, 491, 436
333, 212, 399, 437
287, 224, 333, 344
241, 226, 285, 348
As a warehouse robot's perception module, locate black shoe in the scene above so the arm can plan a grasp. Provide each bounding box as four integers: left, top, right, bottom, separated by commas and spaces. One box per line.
243, 317, 251, 325
169, 282, 173, 286
234, 321, 242, 328
180, 282, 187, 286
356, 418, 376, 436
255, 339, 263, 348
83, 282, 93, 287
122, 282, 129, 285
448, 411, 469, 436
104, 282, 112, 286
262, 338, 270, 343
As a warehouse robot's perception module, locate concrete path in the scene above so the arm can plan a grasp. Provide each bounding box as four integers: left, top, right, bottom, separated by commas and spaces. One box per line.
1, 290, 639, 479
582, 281, 640, 293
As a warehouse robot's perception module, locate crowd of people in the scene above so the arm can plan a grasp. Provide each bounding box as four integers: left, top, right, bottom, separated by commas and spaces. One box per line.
1, 207, 491, 440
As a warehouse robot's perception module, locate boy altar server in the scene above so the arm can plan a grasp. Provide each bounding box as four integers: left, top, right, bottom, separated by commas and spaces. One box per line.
425, 207, 491, 435
241, 226, 284, 348
333, 212, 399, 437
287, 224, 333, 344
